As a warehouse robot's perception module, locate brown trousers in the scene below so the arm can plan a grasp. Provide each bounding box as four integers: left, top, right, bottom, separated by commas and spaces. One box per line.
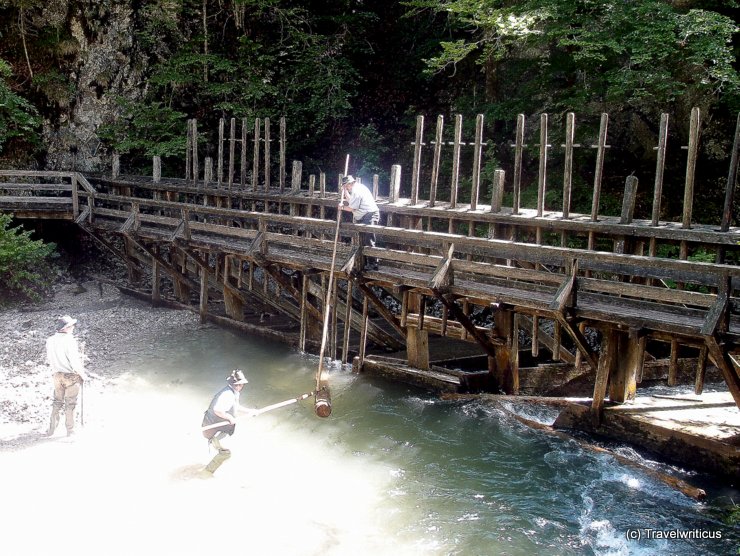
48, 372, 81, 435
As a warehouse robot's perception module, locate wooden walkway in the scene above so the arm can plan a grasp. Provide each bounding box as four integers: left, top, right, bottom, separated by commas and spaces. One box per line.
1, 108, 740, 422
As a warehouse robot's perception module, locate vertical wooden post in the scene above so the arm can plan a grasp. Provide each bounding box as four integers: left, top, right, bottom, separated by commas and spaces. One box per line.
185, 121, 192, 181
204, 157, 213, 185
199, 262, 209, 323
492, 306, 518, 394
71, 174, 79, 218
228, 117, 236, 190
470, 114, 484, 210
252, 118, 261, 191
450, 114, 463, 209
668, 338, 679, 386
651, 114, 669, 227
717, 113, 740, 263
488, 169, 505, 239
389, 164, 401, 203
682, 107, 700, 230
609, 331, 641, 403
591, 327, 615, 426
694, 345, 708, 395
587, 113, 609, 263
410, 115, 424, 205
537, 113, 548, 217
264, 117, 271, 191
218, 117, 224, 186
359, 296, 369, 365
429, 115, 444, 208
648, 113, 669, 281
342, 280, 353, 364
372, 174, 379, 200
279, 116, 287, 193
300, 274, 308, 352
512, 114, 525, 215
562, 112, 575, 220
112, 154, 120, 180
191, 119, 199, 187
151, 245, 160, 306
240, 118, 248, 188
152, 156, 161, 183
291, 160, 302, 219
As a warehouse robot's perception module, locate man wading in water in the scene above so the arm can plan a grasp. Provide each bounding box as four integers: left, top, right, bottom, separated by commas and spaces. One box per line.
201, 370, 256, 475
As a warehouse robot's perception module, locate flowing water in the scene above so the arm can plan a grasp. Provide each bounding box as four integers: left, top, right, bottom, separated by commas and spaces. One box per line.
2, 322, 738, 555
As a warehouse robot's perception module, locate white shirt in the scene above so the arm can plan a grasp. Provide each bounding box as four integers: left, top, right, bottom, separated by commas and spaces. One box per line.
212, 386, 241, 416
346, 182, 379, 222
46, 332, 84, 375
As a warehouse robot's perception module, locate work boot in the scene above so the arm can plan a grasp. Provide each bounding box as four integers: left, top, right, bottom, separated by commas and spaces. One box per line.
47, 410, 60, 436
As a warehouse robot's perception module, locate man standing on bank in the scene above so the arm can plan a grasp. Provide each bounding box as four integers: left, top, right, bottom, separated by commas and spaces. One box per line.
339, 175, 380, 270
46, 315, 87, 437
201, 369, 257, 475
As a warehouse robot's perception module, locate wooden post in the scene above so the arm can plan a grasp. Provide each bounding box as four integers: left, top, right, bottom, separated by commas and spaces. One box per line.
252, 118, 261, 191
359, 296, 369, 364
615, 175, 638, 254
591, 328, 615, 426
291, 160, 302, 193
218, 117, 224, 186
562, 112, 575, 221
223, 256, 244, 321
668, 338, 679, 386
717, 113, 740, 263
694, 345, 708, 395
342, 280, 353, 364
240, 118, 248, 188
389, 164, 401, 203
609, 331, 641, 403
185, 121, 192, 181
450, 114, 463, 209
71, 174, 79, 218
429, 115, 444, 208
191, 119, 199, 187
112, 154, 120, 180
299, 274, 308, 352
199, 263, 209, 323
492, 306, 517, 394
410, 115, 423, 205
151, 245, 160, 306
537, 113, 548, 217
264, 117, 271, 191
229, 117, 236, 190
204, 157, 213, 186
512, 114, 525, 215
488, 169, 505, 239
152, 156, 161, 184
470, 114, 484, 210
280, 116, 287, 193
682, 107, 700, 230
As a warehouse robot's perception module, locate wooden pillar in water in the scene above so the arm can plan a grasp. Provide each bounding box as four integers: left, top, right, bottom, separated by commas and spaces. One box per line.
151, 244, 161, 306
491, 305, 518, 394
591, 327, 616, 425
223, 256, 244, 321
406, 293, 429, 370
609, 330, 642, 403
199, 260, 209, 323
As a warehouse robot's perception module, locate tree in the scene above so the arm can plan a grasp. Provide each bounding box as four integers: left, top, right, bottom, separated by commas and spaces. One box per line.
0, 59, 40, 155
411, 0, 739, 117
0, 214, 56, 302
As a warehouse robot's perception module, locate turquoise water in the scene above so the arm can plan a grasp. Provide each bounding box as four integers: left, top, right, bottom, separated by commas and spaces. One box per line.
100, 323, 739, 555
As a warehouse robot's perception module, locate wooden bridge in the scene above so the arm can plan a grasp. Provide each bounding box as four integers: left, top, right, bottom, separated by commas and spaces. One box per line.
2, 108, 740, 424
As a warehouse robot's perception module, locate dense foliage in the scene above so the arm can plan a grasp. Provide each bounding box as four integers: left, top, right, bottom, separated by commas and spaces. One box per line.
0, 214, 56, 302
0, 0, 737, 219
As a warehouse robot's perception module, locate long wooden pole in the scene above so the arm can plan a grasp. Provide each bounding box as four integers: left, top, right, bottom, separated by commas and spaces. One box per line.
201, 392, 313, 432
313, 155, 350, 418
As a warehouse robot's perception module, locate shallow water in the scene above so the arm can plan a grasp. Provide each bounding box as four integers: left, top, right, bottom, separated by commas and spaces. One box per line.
2, 323, 738, 555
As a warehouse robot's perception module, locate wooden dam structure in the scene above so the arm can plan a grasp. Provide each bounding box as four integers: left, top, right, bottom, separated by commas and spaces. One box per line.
2, 108, 740, 477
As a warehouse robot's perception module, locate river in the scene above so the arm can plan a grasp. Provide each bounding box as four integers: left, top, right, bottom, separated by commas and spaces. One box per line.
1, 319, 737, 555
